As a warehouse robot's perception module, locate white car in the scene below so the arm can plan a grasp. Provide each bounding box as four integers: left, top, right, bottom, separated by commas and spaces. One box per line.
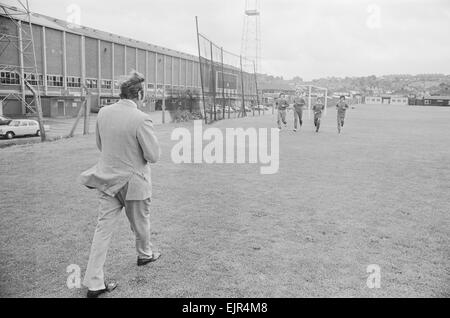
0, 119, 49, 139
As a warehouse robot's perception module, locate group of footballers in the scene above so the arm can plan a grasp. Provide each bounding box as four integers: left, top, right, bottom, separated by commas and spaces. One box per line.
276, 93, 349, 133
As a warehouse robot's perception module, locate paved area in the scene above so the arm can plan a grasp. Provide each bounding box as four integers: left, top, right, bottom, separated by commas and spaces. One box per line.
0, 111, 168, 148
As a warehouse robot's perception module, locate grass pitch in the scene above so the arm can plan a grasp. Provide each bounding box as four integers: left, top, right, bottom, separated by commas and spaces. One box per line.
0, 104, 449, 297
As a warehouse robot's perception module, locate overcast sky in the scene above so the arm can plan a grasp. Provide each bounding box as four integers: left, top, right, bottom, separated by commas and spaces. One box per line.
4, 0, 450, 80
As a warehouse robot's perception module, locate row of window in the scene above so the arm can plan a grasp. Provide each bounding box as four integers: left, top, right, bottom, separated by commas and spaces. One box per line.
67, 76, 81, 88
0, 72, 20, 85
86, 78, 97, 89
101, 80, 112, 89
423, 100, 450, 105
1, 71, 201, 90
25, 73, 44, 86
100, 98, 120, 106
391, 98, 407, 103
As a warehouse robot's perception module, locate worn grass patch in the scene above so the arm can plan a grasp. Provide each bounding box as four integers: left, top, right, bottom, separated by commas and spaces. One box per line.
0, 105, 449, 297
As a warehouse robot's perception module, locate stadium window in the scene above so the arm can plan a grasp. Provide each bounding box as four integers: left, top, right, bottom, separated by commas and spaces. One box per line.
114, 80, 120, 89
24, 73, 44, 86
1, 71, 21, 85
100, 98, 119, 106
47, 75, 63, 87
148, 83, 155, 90
86, 78, 98, 89
425, 100, 430, 105
66, 76, 81, 88
101, 79, 112, 89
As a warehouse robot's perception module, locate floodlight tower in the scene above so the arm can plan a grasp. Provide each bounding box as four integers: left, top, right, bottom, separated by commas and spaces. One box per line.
241, 0, 261, 73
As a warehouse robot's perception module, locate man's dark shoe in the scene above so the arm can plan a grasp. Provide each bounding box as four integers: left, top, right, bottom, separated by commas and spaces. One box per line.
86, 281, 118, 298
137, 252, 161, 266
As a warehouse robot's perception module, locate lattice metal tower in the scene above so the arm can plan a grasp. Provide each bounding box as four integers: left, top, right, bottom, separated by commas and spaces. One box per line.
0, 1, 46, 140
240, 0, 261, 73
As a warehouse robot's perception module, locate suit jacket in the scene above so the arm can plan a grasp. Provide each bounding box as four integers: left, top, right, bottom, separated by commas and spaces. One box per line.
79, 99, 160, 200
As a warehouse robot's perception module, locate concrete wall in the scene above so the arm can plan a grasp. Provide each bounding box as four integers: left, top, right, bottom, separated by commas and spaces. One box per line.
2, 100, 21, 116
66, 33, 81, 77
114, 44, 125, 77
100, 41, 113, 80
85, 37, 98, 79
148, 52, 156, 84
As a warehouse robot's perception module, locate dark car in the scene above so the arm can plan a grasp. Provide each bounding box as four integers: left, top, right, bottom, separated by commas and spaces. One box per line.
0, 116, 12, 125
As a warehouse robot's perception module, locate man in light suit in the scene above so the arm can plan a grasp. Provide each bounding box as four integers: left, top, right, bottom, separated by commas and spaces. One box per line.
80, 71, 161, 298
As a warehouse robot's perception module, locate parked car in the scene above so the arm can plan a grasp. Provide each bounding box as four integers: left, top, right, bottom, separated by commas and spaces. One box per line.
0, 119, 50, 139
0, 115, 12, 125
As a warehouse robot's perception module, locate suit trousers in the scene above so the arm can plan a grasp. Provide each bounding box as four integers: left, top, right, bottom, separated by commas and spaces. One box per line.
83, 184, 153, 291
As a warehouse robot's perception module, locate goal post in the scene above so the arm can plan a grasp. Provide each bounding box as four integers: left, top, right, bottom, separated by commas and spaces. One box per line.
296, 85, 328, 119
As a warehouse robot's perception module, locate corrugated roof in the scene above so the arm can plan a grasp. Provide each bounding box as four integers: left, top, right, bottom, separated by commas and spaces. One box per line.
0, 4, 198, 62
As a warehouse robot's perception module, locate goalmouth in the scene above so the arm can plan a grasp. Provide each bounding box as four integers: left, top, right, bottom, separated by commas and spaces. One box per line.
296, 85, 329, 119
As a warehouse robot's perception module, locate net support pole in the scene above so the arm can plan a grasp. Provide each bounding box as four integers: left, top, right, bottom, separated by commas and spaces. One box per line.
83, 92, 91, 134
162, 55, 166, 124
220, 47, 226, 120
239, 55, 246, 117
253, 61, 260, 116
195, 16, 207, 124
68, 99, 85, 138
210, 42, 216, 122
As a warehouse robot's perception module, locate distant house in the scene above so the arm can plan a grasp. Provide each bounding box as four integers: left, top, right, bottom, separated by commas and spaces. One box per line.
413, 96, 450, 107
364, 95, 408, 105
390, 96, 409, 105
333, 92, 351, 99
365, 96, 382, 104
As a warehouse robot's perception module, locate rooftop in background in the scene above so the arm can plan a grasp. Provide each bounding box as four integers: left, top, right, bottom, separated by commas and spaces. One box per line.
258, 81, 295, 92
425, 96, 450, 100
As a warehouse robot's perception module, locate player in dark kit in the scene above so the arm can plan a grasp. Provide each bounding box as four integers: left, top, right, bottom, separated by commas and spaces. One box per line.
336, 95, 349, 133
312, 97, 325, 133
293, 94, 306, 132
276, 93, 289, 130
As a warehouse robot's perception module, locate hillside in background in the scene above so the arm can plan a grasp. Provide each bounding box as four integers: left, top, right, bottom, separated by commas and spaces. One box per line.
258, 73, 450, 96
